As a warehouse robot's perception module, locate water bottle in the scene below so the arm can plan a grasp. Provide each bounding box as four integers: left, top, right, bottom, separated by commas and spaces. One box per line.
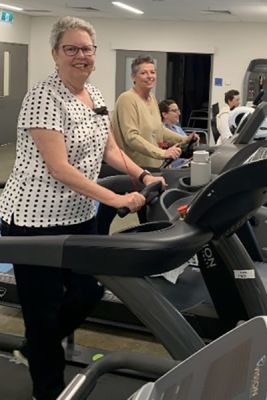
190, 150, 211, 187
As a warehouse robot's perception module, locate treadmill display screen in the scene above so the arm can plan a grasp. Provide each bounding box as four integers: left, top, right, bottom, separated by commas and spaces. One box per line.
244, 147, 267, 164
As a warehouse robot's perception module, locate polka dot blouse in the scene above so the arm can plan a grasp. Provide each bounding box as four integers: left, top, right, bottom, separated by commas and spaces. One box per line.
0, 71, 109, 227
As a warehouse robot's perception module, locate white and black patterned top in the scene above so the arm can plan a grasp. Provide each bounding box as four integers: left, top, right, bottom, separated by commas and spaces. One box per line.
0, 71, 109, 227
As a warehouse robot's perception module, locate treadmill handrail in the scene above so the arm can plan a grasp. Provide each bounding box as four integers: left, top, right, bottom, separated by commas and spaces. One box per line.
1, 161, 267, 275
0, 221, 212, 277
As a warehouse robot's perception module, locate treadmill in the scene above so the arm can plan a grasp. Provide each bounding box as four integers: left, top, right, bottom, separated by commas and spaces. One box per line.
129, 318, 267, 399
161, 101, 267, 189
94, 103, 267, 336
1, 103, 267, 312
0, 159, 267, 360
91, 148, 267, 339
59, 316, 267, 400
0, 160, 267, 398
1, 158, 267, 340
96, 105, 267, 334
210, 101, 267, 174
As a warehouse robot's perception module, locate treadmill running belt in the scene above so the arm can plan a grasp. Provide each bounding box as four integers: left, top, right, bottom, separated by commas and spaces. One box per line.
0, 354, 32, 399
0, 351, 147, 399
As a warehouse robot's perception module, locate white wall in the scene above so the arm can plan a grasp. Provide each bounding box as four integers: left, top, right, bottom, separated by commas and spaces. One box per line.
28, 17, 267, 111
4, 14, 267, 111
0, 13, 30, 44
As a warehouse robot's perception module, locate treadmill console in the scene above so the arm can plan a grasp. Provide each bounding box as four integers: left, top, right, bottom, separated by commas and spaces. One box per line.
244, 146, 267, 164
129, 317, 267, 400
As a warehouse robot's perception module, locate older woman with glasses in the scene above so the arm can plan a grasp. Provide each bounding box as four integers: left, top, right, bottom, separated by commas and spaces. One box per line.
0, 17, 164, 400
112, 55, 198, 169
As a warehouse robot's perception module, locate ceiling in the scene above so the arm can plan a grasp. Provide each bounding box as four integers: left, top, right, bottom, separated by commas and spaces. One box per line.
3, 0, 267, 23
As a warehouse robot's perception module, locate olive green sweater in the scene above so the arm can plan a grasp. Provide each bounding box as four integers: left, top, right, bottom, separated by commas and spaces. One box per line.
112, 89, 188, 168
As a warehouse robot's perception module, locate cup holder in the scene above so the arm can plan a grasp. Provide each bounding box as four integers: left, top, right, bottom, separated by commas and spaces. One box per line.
117, 221, 172, 234
179, 176, 205, 192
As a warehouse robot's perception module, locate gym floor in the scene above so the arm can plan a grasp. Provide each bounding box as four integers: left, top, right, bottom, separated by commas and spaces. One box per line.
0, 143, 169, 360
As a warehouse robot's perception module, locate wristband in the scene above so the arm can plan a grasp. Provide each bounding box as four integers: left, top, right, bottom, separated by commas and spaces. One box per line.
138, 169, 151, 183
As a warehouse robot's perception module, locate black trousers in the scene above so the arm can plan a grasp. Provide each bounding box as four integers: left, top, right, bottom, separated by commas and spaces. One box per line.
1, 218, 104, 400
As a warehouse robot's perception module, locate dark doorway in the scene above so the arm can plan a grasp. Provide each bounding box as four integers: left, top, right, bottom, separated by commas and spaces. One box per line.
0, 42, 28, 145
166, 53, 211, 129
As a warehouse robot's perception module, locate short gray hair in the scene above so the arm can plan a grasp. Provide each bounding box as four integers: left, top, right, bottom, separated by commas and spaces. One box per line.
50, 16, 96, 50
131, 55, 155, 75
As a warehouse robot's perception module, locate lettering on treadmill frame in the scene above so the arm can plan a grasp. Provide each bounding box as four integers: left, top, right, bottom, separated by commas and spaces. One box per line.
250, 355, 267, 398
199, 244, 217, 269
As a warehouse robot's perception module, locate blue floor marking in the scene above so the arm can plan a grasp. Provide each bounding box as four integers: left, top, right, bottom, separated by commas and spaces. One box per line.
0, 223, 13, 272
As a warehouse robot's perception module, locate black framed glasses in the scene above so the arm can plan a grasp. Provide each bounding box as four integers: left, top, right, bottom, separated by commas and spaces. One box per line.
62, 44, 97, 56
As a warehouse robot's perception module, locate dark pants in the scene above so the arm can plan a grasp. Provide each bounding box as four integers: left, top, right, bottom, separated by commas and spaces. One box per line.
1, 218, 104, 400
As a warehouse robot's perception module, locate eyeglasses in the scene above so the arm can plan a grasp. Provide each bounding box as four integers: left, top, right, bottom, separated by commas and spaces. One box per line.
62, 45, 97, 56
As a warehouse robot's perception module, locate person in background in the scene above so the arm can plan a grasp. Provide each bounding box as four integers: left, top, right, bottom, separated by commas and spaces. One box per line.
0, 17, 164, 400
216, 89, 241, 145
158, 99, 200, 167
112, 55, 198, 169
158, 99, 188, 136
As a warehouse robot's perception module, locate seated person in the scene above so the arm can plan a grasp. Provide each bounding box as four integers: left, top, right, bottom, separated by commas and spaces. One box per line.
216, 89, 240, 145
112, 55, 197, 169
158, 99, 188, 136
158, 99, 192, 167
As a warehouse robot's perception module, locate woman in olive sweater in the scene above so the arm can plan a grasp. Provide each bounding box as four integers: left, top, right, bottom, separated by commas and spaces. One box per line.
112, 54, 197, 168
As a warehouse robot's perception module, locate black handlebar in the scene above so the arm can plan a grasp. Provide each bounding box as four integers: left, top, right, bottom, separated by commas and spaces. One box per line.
117, 181, 164, 218
253, 89, 265, 106
161, 157, 174, 169
160, 138, 198, 169
160, 143, 183, 169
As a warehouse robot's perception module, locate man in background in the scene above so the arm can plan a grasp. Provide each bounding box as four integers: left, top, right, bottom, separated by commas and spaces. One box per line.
216, 89, 240, 144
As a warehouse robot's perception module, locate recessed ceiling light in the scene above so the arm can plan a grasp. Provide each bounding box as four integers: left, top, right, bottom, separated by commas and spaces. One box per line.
0, 3, 23, 11
112, 2, 144, 15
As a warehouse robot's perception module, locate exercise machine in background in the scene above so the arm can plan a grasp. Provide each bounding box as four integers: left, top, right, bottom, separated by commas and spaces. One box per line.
243, 58, 267, 104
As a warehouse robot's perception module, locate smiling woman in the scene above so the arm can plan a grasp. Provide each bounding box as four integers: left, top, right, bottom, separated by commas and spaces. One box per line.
51, 22, 97, 106
0, 16, 165, 400
112, 54, 197, 169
